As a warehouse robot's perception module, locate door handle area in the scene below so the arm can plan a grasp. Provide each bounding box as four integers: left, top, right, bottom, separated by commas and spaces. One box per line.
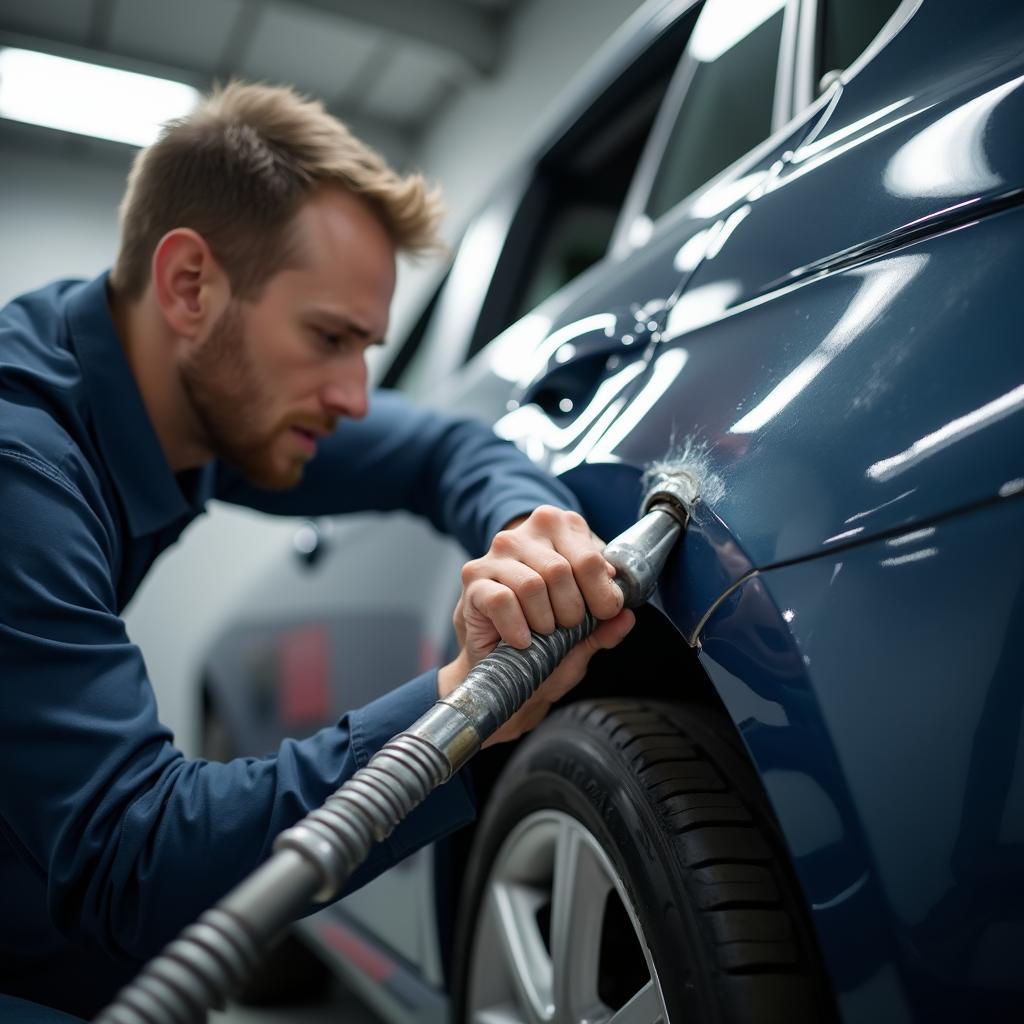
520, 349, 619, 416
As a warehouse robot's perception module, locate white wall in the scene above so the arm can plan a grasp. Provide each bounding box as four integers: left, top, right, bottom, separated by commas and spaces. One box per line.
0, 0, 643, 756
392, 0, 646, 333
417, 0, 646, 234
0, 141, 126, 298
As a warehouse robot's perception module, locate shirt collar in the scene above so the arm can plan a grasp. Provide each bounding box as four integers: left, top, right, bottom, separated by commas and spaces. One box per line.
65, 272, 214, 537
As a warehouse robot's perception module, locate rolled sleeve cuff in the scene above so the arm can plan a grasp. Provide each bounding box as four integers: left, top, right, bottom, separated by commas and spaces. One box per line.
339, 668, 476, 897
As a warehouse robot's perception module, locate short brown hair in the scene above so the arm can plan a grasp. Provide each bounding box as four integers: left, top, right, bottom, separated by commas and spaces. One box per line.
110, 80, 444, 300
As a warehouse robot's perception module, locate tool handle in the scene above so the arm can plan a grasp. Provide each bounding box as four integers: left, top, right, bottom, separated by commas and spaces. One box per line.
440, 609, 601, 746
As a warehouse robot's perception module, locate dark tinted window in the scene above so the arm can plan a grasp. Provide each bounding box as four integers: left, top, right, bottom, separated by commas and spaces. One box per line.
819, 0, 901, 83
646, 0, 786, 221
465, 10, 701, 359
388, 6, 700, 387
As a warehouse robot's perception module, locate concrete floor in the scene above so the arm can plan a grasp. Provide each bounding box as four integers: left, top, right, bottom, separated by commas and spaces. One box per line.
211, 979, 384, 1024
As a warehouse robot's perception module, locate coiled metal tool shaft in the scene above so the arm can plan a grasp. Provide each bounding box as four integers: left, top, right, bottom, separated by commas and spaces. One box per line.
95, 477, 690, 1024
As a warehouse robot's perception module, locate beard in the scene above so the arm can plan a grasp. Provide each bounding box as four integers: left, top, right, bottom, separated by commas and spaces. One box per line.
180, 302, 307, 490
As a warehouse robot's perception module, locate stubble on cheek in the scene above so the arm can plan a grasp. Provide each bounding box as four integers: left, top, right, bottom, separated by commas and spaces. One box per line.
179, 305, 301, 488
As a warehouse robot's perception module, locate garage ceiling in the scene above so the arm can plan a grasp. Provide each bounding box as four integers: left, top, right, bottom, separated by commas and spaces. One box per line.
0, 0, 522, 156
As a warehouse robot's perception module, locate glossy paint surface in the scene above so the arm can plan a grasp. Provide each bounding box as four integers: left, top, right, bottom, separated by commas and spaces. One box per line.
521, 1, 1024, 637
608, 202, 1024, 631
697, 493, 1024, 1021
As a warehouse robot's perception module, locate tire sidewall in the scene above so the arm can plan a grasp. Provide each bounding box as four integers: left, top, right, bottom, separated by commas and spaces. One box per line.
454, 713, 718, 1022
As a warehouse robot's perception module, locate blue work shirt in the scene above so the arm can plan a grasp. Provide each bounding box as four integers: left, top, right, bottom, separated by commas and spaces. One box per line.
0, 273, 579, 1017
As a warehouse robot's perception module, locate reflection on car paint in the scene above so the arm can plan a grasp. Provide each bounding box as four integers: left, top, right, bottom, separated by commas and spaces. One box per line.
773, 99, 920, 199
514, 313, 617, 388
495, 359, 646, 463
661, 278, 742, 337
488, 312, 554, 386
866, 381, 1024, 483
789, 96, 913, 168
581, 347, 689, 464
878, 546, 938, 568
729, 255, 927, 435
843, 489, 916, 524
883, 75, 1022, 198
822, 526, 863, 545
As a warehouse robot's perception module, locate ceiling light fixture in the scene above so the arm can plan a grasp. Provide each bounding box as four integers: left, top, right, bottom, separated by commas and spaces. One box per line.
0, 47, 199, 147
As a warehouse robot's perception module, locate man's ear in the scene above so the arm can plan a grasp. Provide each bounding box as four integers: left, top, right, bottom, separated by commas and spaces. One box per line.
150, 229, 229, 340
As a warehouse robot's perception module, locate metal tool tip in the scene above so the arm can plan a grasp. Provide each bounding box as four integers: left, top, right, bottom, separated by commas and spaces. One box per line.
641, 439, 725, 518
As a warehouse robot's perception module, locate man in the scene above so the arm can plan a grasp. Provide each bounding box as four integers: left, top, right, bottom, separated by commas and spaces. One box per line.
0, 82, 634, 1017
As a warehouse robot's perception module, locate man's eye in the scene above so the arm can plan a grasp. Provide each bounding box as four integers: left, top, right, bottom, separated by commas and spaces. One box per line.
316, 329, 345, 349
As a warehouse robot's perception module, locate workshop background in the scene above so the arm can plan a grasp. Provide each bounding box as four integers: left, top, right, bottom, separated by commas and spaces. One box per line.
0, 0, 646, 762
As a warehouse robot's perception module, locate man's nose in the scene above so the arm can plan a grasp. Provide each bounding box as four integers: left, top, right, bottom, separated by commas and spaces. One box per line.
321, 358, 369, 420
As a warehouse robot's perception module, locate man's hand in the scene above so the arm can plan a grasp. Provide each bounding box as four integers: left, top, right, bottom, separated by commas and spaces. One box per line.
438, 505, 635, 746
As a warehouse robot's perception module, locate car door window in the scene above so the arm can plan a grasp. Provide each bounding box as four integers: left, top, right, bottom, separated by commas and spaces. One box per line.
387, 8, 702, 396
817, 0, 902, 93
472, 18, 698, 358
645, 0, 788, 222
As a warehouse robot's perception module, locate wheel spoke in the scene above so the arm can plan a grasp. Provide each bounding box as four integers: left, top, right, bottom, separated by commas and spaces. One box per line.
475, 1007, 529, 1024
466, 810, 669, 1024
490, 881, 555, 1023
549, 819, 613, 1022
606, 981, 664, 1024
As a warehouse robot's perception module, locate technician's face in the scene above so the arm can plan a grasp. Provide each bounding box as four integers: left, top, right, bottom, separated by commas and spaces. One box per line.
181, 188, 396, 489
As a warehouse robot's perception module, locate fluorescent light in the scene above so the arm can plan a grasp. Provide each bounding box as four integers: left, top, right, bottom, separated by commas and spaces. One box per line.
0, 47, 199, 147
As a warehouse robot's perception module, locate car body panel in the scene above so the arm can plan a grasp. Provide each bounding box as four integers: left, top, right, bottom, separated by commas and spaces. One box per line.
500, 5, 1024, 635
594, 199, 1024, 641
698, 492, 1024, 1022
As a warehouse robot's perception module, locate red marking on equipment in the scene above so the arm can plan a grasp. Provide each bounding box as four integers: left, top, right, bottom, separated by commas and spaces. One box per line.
279, 625, 331, 725
419, 636, 440, 673
318, 919, 394, 982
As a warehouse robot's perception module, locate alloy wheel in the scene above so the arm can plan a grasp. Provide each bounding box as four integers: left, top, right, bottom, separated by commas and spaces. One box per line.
465, 809, 669, 1024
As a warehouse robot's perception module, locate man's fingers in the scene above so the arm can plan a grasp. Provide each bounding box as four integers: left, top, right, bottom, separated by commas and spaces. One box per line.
464, 578, 532, 649
467, 532, 620, 628
590, 607, 636, 649
566, 542, 623, 621
463, 557, 557, 635
535, 551, 586, 628
464, 541, 584, 631
521, 507, 623, 621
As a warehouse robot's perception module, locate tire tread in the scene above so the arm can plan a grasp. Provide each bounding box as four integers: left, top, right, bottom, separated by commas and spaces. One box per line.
560, 700, 829, 1006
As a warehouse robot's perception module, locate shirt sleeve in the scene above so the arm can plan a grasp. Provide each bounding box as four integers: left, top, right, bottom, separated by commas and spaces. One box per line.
0, 449, 474, 963
213, 388, 582, 555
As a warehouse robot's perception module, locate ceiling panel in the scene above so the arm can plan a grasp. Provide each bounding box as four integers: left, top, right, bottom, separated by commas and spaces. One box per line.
360, 44, 455, 124
108, 0, 245, 72
0, 0, 92, 46
239, 2, 379, 103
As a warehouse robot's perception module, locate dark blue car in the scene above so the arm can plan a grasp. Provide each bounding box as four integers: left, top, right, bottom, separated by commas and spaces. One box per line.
199, 0, 1024, 1020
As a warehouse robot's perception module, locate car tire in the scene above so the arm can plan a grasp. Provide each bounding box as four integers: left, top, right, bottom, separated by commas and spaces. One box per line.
452, 699, 834, 1023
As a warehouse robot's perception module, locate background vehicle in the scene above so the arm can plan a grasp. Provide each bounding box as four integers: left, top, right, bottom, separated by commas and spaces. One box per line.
200, 0, 1024, 1020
